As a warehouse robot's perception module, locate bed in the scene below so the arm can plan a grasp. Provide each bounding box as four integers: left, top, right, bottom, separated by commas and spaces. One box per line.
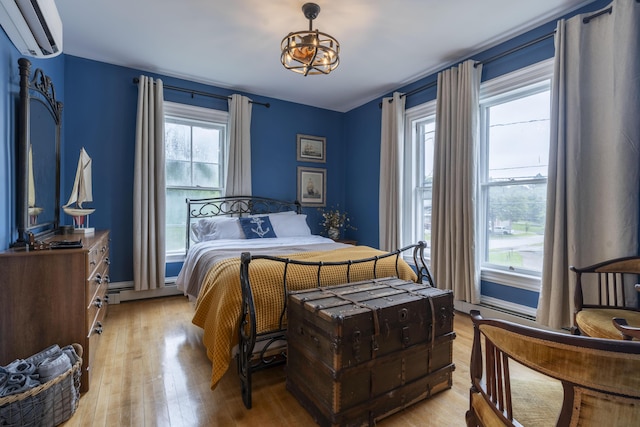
175, 196, 434, 408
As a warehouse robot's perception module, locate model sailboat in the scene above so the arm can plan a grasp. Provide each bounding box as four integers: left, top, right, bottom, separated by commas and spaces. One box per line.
63, 147, 95, 233
27, 144, 43, 224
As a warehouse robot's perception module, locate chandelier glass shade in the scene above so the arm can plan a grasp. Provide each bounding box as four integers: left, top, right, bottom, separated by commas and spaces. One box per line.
281, 3, 340, 76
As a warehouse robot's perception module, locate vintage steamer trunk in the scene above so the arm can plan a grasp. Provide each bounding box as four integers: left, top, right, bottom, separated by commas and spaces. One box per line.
286, 277, 455, 427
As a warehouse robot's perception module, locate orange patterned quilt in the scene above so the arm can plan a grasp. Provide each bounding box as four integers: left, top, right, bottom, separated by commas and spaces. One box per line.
191, 245, 418, 389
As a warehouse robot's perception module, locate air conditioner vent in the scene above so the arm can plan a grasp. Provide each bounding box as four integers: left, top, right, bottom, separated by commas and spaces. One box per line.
0, 0, 63, 58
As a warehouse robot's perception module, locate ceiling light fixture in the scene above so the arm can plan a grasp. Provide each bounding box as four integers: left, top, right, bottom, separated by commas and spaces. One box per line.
280, 3, 340, 76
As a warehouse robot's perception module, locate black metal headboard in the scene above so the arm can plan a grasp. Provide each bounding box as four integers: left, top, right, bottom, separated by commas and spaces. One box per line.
185, 195, 301, 249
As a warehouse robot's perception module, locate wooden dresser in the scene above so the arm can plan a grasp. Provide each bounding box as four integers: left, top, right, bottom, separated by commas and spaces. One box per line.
0, 230, 110, 393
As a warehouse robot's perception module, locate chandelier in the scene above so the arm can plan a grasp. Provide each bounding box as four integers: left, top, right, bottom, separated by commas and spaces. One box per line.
280, 3, 340, 76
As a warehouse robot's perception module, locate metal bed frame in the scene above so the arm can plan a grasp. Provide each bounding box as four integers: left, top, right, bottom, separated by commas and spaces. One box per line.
183, 196, 435, 409
238, 241, 433, 409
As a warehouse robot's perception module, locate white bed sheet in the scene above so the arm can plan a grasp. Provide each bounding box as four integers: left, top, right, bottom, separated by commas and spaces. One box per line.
176, 236, 349, 299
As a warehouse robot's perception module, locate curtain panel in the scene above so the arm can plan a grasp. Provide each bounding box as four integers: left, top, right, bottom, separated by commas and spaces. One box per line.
431, 59, 482, 304
225, 94, 252, 196
379, 92, 405, 251
537, 0, 640, 328
133, 75, 166, 291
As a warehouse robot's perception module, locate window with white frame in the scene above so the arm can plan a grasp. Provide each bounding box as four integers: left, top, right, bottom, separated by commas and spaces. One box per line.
479, 59, 552, 279
402, 101, 436, 256
402, 59, 552, 292
164, 101, 227, 259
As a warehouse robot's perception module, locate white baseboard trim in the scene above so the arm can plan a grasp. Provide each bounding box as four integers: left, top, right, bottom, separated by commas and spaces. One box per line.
454, 300, 561, 332
107, 277, 182, 304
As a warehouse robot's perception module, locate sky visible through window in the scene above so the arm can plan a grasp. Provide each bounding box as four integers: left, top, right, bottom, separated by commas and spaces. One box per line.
488, 90, 550, 181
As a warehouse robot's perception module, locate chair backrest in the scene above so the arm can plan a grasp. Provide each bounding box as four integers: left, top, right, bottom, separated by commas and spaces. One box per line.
571, 256, 640, 311
467, 310, 640, 427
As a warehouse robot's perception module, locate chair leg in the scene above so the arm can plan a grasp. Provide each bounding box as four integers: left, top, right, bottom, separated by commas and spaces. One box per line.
465, 409, 479, 427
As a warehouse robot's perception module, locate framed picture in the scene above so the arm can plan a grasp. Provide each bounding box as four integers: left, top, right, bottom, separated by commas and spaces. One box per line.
297, 134, 326, 163
297, 166, 326, 207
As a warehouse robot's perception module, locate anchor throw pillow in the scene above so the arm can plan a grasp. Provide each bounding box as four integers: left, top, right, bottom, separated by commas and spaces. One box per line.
239, 216, 277, 239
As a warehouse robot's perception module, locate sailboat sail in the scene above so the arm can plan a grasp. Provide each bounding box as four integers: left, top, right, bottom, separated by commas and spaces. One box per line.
63, 147, 95, 217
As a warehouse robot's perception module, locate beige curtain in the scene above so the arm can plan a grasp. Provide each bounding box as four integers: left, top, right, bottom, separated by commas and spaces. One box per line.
133, 76, 166, 291
537, 0, 640, 328
431, 59, 482, 303
225, 94, 252, 196
379, 92, 405, 251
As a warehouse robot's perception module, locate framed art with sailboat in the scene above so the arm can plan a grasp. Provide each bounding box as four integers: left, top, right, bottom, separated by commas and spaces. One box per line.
63, 147, 95, 233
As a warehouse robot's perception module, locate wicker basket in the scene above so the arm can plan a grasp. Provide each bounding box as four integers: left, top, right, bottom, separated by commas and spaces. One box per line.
0, 344, 83, 427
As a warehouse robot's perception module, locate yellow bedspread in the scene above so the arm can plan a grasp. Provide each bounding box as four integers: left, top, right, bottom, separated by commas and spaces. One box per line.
191, 245, 418, 389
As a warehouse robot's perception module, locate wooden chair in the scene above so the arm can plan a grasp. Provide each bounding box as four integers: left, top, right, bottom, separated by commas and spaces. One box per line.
613, 317, 640, 340
571, 256, 640, 339
466, 310, 640, 427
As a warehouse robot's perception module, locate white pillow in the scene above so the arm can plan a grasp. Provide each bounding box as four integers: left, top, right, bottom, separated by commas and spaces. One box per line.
269, 214, 311, 237
210, 217, 245, 240
190, 217, 245, 242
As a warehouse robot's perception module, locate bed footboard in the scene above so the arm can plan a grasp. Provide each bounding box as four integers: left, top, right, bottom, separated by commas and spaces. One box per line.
237, 241, 433, 409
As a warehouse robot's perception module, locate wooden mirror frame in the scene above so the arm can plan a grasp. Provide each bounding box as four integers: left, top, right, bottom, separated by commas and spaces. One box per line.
14, 58, 63, 247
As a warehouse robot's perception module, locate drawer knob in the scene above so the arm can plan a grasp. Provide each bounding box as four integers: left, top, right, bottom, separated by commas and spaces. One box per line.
94, 274, 103, 284
105, 257, 111, 265
94, 297, 103, 308
104, 294, 110, 303
90, 260, 96, 266
104, 275, 110, 284
94, 322, 103, 335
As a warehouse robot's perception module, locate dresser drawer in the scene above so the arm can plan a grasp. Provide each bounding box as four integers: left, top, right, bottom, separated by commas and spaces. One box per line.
87, 233, 109, 276
87, 259, 109, 308
86, 279, 108, 330
86, 302, 107, 390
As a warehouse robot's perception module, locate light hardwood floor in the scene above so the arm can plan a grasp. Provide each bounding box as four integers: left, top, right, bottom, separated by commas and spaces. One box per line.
65, 295, 474, 427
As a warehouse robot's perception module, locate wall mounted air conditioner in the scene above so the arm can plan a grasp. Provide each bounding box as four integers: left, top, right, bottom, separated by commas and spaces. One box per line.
0, 0, 63, 58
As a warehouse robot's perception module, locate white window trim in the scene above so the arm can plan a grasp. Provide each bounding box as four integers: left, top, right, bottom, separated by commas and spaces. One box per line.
480, 58, 553, 100
165, 101, 228, 123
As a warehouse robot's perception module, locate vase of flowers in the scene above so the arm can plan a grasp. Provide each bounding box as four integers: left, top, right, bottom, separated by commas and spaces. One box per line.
319, 206, 356, 240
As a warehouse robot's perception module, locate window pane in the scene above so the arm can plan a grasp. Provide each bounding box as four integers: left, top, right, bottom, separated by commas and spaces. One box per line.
165, 122, 191, 161
193, 127, 220, 163
419, 119, 435, 256
422, 121, 435, 185
166, 188, 222, 253
193, 162, 219, 188
487, 91, 550, 181
486, 183, 546, 272
166, 159, 191, 187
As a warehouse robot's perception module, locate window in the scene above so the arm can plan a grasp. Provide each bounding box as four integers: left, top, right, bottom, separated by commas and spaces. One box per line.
479, 60, 552, 278
164, 102, 227, 259
402, 60, 552, 294
403, 101, 436, 256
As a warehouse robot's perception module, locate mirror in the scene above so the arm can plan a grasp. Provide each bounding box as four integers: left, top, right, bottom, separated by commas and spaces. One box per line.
14, 58, 62, 246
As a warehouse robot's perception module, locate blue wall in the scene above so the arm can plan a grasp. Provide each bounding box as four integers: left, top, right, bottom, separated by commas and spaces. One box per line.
0, 0, 614, 293
62, 56, 345, 282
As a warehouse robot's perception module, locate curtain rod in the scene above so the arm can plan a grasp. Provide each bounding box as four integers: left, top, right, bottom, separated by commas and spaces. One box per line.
132, 78, 270, 108
379, 29, 556, 108
474, 31, 555, 68
378, 80, 437, 108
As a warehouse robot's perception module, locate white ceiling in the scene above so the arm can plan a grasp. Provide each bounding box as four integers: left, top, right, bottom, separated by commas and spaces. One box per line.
55, 0, 593, 112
